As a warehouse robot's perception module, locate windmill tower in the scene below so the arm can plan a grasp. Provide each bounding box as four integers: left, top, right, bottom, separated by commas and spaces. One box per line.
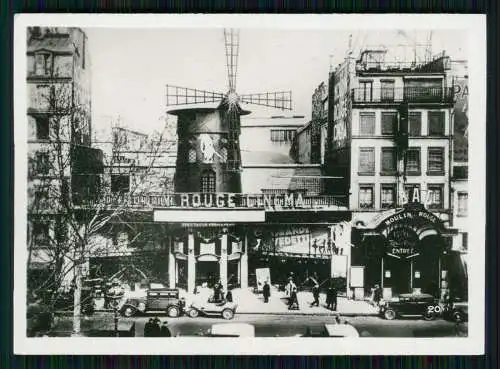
166, 29, 293, 193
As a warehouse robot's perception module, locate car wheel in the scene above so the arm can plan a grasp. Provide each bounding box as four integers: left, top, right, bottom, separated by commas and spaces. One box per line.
167, 306, 180, 318
452, 311, 463, 323
222, 309, 234, 320
188, 309, 199, 318
384, 309, 396, 320
122, 306, 136, 317
423, 311, 436, 321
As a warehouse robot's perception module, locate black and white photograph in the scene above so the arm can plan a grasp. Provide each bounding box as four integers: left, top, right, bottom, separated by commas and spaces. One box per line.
14, 14, 486, 355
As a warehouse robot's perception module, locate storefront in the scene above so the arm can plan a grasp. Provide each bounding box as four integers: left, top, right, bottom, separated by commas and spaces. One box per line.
351, 203, 457, 299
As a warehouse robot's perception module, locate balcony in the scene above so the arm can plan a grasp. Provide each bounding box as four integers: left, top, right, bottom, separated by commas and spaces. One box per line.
351, 87, 454, 105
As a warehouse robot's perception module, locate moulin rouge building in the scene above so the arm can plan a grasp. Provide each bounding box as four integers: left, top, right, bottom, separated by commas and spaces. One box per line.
89, 30, 352, 295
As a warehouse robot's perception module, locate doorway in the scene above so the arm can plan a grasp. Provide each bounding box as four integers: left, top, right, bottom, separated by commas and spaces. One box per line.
196, 260, 219, 288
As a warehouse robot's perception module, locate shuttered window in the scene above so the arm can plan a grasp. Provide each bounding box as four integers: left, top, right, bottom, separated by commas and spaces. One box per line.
359, 113, 375, 135
428, 111, 445, 136
409, 112, 422, 136
381, 147, 397, 174
381, 112, 397, 135
358, 147, 375, 174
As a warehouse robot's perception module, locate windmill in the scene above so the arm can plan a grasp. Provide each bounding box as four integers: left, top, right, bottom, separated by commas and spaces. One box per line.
166, 29, 293, 194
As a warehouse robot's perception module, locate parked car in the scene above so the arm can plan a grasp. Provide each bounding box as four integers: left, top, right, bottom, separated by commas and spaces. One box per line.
379, 293, 439, 320
186, 295, 237, 320
443, 301, 468, 323
119, 288, 185, 318
200, 323, 255, 337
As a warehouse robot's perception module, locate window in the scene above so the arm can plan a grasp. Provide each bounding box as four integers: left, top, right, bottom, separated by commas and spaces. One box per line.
359, 81, 373, 102
428, 111, 445, 136
381, 147, 397, 174
381, 112, 397, 135
457, 192, 468, 216
35, 52, 52, 76
381, 185, 396, 209
33, 221, 50, 244
359, 113, 375, 135
359, 185, 374, 209
380, 80, 395, 102
34, 189, 49, 204
201, 170, 216, 193
111, 174, 130, 193
358, 147, 375, 174
409, 112, 422, 136
270, 129, 296, 143
36, 152, 50, 175
427, 147, 445, 174
427, 185, 444, 209
404, 184, 421, 204
188, 149, 197, 163
405, 148, 421, 175
220, 147, 228, 163
35, 116, 50, 140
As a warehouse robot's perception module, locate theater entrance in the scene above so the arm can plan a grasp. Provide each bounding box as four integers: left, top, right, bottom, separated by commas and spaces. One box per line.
196, 259, 219, 288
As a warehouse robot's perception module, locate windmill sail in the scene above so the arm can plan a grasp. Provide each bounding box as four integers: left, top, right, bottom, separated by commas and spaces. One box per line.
166, 85, 224, 106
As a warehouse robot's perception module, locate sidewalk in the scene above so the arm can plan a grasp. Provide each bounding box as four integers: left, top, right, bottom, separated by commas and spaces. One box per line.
230, 287, 379, 316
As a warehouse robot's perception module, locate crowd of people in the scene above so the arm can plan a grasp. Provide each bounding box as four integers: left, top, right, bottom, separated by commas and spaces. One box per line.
143, 317, 172, 337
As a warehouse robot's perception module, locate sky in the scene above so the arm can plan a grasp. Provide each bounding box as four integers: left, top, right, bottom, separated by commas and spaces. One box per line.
86, 28, 468, 135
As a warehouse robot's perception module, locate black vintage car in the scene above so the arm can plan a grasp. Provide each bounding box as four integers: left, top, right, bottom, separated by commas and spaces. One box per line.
379, 293, 440, 320
120, 288, 185, 318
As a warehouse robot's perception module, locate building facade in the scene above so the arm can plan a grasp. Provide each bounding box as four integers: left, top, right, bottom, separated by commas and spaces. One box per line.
26, 27, 102, 290
314, 47, 467, 300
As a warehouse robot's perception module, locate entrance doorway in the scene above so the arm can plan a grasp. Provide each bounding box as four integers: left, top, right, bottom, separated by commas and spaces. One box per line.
196, 260, 219, 288
384, 256, 411, 295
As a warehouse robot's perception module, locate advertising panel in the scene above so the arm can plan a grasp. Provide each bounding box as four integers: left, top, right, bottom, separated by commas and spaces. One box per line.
255, 267, 271, 292
453, 77, 468, 162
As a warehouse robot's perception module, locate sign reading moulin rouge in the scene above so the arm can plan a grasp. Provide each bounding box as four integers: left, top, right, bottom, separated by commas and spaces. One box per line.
382, 209, 440, 228
100, 192, 308, 209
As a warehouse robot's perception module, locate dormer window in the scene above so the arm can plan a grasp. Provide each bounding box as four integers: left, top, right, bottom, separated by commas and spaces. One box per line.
35, 52, 53, 77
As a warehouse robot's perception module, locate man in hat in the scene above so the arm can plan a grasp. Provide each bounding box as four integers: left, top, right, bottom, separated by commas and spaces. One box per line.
144, 318, 154, 337
160, 321, 172, 337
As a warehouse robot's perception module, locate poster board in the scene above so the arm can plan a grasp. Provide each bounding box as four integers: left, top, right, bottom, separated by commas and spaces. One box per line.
331, 255, 348, 278
255, 268, 271, 292
350, 266, 364, 288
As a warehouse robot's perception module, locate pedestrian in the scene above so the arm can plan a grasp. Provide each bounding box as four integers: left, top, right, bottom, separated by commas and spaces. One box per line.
326, 283, 333, 310
331, 285, 338, 311
288, 285, 299, 310
160, 321, 172, 337
226, 289, 233, 303
310, 283, 320, 307
152, 316, 161, 337
263, 281, 271, 303
144, 318, 154, 337
373, 284, 382, 307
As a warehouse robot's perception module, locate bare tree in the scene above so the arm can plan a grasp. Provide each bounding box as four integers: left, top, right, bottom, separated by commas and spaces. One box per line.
27, 83, 176, 335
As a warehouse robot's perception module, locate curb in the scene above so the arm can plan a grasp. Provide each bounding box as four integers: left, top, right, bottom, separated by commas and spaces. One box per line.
91, 309, 379, 317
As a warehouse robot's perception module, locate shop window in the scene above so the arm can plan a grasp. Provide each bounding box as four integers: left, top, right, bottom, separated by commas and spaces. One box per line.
427, 185, 444, 209
34, 52, 53, 76
358, 147, 375, 175
380, 80, 395, 102
35, 152, 50, 175
188, 148, 197, 163
428, 111, 445, 136
359, 113, 375, 135
427, 147, 445, 175
381, 147, 397, 174
405, 148, 421, 175
201, 170, 216, 193
111, 174, 130, 193
35, 116, 50, 140
381, 112, 397, 135
381, 185, 396, 209
409, 112, 422, 136
457, 192, 468, 216
359, 185, 374, 209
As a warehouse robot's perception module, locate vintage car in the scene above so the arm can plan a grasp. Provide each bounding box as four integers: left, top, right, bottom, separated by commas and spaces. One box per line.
443, 301, 468, 323
200, 323, 255, 337
119, 288, 185, 318
379, 293, 440, 320
186, 295, 237, 320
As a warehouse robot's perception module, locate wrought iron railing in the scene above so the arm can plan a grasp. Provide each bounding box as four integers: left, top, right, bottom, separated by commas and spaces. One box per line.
351, 87, 454, 104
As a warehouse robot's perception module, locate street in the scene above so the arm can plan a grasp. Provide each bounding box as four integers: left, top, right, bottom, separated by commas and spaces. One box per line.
51, 312, 468, 338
